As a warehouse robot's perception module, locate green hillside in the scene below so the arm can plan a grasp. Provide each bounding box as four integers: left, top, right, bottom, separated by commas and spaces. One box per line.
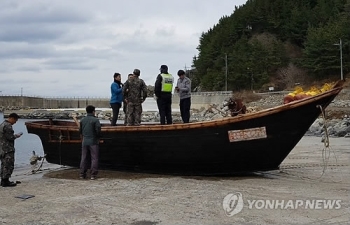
191, 0, 350, 91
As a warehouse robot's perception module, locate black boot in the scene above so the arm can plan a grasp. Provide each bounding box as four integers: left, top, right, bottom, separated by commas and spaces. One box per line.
1, 178, 17, 187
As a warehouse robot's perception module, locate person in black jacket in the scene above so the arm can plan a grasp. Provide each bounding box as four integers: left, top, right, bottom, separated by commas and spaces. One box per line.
154, 65, 174, 125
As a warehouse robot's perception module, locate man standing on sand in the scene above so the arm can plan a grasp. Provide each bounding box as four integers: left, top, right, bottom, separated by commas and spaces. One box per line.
0, 113, 23, 187
79, 105, 101, 180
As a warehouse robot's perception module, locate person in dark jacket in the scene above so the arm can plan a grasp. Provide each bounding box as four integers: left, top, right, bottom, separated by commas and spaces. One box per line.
154, 65, 174, 125
110, 73, 123, 126
0, 113, 22, 187
79, 105, 101, 180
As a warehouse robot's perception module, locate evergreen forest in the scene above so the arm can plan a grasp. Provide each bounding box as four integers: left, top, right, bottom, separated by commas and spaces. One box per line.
190, 0, 350, 91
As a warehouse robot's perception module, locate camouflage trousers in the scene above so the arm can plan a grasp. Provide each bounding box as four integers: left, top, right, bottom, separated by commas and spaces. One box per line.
123, 102, 128, 125
126, 103, 142, 126
0, 152, 15, 179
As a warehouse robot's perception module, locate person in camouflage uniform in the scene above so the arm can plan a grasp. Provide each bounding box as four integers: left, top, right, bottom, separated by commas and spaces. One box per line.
123, 73, 134, 125
0, 113, 23, 187
123, 69, 147, 126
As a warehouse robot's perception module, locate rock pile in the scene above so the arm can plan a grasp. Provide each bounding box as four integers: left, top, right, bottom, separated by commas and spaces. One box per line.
307, 116, 350, 138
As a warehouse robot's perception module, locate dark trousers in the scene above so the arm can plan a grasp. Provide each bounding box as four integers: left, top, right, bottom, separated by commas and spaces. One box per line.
80, 144, 99, 177
157, 95, 172, 125
0, 152, 14, 179
110, 103, 121, 126
180, 97, 191, 123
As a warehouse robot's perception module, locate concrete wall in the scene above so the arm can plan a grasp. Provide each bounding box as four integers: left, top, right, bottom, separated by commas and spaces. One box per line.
0, 96, 44, 108
40, 98, 110, 108
0, 93, 231, 110
0, 96, 110, 109
172, 92, 230, 109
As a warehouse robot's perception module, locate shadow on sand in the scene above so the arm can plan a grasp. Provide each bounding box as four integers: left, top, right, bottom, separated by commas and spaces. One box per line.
44, 167, 279, 181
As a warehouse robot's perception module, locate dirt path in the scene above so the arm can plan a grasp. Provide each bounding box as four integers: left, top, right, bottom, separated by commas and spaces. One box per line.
1, 136, 349, 225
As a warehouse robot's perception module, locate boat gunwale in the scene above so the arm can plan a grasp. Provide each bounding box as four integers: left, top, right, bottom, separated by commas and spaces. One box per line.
24, 84, 343, 132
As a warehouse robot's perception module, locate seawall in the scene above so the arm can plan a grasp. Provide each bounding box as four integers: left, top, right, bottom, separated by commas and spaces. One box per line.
173, 92, 232, 109
0, 92, 232, 111
0, 96, 111, 109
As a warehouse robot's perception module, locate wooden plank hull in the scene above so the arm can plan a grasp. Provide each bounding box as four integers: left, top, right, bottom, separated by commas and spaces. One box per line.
25, 83, 343, 175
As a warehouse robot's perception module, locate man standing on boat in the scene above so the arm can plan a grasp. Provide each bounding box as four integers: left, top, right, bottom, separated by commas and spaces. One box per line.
110, 73, 123, 126
0, 113, 23, 187
79, 105, 101, 180
123, 69, 148, 126
154, 65, 174, 125
175, 69, 191, 123
123, 73, 134, 125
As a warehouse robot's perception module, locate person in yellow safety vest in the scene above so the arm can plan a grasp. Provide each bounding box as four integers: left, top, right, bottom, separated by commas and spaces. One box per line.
154, 65, 174, 125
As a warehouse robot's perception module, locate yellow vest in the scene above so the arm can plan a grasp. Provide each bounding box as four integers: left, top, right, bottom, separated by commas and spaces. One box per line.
160, 73, 173, 92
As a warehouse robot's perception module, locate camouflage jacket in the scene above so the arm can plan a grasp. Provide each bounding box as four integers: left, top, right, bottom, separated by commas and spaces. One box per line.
0, 120, 17, 155
123, 77, 147, 104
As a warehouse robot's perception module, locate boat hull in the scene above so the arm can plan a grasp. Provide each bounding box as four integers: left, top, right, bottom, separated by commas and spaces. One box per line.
25, 84, 343, 175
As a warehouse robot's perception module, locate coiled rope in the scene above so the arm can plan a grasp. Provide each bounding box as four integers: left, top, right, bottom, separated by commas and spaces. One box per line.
317, 105, 342, 181
30, 151, 46, 174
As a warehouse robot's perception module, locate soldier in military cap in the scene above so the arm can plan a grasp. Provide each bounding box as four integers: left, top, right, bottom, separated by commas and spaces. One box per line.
0, 113, 23, 187
123, 69, 148, 126
123, 73, 134, 125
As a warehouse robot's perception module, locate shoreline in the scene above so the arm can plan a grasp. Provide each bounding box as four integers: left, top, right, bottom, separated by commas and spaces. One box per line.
4, 136, 349, 224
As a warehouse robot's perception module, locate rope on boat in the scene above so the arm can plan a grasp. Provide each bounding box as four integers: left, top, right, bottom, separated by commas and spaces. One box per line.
230, 107, 244, 115
59, 134, 63, 166
275, 106, 344, 182
317, 105, 342, 181
30, 151, 46, 174
317, 104, 330, 177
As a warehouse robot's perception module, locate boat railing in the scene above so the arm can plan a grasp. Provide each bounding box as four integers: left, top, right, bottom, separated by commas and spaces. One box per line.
190, 91, 232, 96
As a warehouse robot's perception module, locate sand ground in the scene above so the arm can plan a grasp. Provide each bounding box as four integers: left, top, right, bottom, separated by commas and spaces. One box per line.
0, 136, 349, 225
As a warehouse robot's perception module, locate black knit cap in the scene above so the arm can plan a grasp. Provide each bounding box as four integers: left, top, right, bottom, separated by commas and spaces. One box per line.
160, 65, 168, 73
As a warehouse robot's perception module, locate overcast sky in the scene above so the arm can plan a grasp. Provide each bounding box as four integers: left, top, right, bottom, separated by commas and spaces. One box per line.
0, 0, 246, 97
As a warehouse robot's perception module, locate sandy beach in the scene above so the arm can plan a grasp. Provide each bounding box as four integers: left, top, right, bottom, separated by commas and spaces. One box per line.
1, 136, 349, 225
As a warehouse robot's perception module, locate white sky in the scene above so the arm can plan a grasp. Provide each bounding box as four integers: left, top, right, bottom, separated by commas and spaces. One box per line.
0, 0, 246, 97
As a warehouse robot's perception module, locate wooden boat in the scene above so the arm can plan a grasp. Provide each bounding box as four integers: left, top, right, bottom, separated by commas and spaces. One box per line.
25, 81, 344, 175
